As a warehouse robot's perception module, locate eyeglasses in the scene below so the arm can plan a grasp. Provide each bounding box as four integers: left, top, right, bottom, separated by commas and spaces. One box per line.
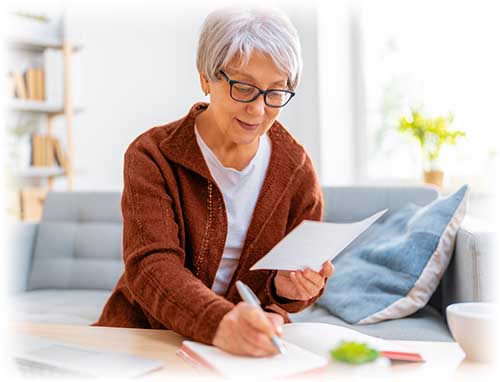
219, 71, 295, 108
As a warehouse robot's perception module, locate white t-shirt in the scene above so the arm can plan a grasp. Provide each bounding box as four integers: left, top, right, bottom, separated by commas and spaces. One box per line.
194, 125, 271, 295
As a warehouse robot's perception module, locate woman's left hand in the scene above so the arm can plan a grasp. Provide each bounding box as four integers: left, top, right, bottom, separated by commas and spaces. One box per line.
274, 261, 334, 301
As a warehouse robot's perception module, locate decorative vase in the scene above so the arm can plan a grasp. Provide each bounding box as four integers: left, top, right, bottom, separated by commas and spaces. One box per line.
423, 170, 444, 188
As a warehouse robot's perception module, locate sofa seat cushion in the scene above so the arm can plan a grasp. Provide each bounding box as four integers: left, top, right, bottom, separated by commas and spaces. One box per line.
289, 304, 453, 342
9, 289, 112, 325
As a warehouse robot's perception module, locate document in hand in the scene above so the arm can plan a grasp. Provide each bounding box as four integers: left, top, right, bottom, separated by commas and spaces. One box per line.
176, 322, 423, 378
250, 209, 388, 272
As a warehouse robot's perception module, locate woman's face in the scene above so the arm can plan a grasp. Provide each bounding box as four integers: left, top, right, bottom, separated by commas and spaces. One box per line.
203, 51, 289, 147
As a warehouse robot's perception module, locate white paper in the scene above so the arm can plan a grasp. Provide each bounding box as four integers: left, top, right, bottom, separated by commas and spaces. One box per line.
282, 322, 421, 359
180, 339, 328, 378
250, 209, 388, 272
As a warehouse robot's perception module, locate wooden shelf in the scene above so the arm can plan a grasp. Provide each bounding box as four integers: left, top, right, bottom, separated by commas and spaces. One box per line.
16, 166, 66, 179
6, 37, 83, 52
7, 13, 80, 220
7, 99, 83, 115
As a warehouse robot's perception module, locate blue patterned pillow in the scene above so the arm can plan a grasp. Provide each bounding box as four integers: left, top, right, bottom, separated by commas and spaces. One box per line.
317, 185, 469, 324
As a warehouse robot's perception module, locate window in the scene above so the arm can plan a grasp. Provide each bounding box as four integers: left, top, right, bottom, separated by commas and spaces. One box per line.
359, 1, 499, 194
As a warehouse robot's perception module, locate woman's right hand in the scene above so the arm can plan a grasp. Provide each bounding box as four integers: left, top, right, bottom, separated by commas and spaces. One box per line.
212, 302, 284, 357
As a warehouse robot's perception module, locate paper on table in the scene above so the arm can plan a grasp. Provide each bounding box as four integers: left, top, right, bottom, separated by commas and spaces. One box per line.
283, 322, 424, 362
178, 339, 328, 378
250, 209, 388, 272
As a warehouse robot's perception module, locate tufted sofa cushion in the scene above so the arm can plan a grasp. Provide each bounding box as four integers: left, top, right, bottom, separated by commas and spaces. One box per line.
27, 192, 124, 291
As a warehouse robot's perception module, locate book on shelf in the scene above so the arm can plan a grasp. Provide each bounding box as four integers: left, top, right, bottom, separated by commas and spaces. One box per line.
11, 70, 27, 99
38, 67, 45, 100
30, 133, 66, 169
177, 322, 424, 379
52, 137, 67, 170
10, 66, 45, 101
46, 135, 54, 166
25, 68, 36, 99
8, 49, 62, 104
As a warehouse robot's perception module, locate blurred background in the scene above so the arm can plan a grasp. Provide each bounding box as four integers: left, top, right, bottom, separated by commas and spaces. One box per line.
2, 0, 499, 222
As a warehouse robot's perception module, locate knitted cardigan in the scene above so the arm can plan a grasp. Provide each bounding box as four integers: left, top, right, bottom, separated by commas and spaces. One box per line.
93, 102, 325, 345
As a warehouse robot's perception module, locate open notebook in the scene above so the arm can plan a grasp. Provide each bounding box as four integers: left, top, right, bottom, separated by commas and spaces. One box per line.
177, 322, 424, 378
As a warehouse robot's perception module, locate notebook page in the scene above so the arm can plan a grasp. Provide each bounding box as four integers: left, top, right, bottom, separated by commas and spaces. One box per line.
181, 339, 328, 378
283, 322, 424, 360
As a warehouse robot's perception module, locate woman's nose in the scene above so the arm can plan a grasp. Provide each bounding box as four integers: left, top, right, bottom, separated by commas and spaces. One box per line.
246, 94, 266, 116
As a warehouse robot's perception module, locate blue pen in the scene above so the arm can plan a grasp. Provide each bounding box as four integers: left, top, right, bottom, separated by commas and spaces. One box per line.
235, 280, 286, 354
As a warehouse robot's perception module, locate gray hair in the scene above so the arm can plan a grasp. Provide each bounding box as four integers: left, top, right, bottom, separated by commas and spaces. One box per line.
196, 7, 303, 91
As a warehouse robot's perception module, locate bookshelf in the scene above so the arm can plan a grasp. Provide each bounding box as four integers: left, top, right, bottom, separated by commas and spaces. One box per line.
5, 13, 82, 221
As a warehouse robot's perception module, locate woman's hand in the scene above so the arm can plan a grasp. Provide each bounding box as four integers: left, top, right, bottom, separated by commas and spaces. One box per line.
213, 302, 284, 357
274, 261, 334, 301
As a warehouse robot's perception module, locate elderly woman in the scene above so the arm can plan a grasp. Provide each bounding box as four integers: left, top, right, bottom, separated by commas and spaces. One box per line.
94, 7, 334, 357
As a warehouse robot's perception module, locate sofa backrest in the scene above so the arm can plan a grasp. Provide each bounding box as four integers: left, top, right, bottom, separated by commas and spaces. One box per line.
322, 185, 440, 223
27, 192, 124, 291
28, 185, 440, 292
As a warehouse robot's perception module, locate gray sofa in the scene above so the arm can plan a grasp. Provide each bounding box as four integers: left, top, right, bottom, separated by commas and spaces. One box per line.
7, 186, 497, 341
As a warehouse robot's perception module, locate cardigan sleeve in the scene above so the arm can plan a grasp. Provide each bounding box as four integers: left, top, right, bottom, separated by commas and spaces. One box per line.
121, 142, 234, 345
259, 153, 326, 313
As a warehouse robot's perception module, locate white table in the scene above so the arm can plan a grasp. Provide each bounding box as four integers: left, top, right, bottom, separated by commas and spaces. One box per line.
6, 322, 497, 381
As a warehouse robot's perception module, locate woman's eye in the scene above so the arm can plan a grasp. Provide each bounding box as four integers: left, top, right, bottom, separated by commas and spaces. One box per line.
234, 85, 253, 94
268, 91, 284, 100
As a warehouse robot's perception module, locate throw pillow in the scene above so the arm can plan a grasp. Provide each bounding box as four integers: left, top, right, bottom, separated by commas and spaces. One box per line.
317, 185, 469, 324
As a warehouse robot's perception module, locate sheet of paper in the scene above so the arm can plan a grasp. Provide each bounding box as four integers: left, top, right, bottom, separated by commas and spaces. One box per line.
283, 322, 424, 363
180, 339, 327, 378
250, 209, 388, 272
283, 322, 422, 359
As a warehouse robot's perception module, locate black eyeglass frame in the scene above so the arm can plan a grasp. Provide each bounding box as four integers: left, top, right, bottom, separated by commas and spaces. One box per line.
219, 70, 295, 108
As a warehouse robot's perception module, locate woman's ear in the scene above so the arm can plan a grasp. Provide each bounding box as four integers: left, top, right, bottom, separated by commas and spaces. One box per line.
199, 72, 210, 96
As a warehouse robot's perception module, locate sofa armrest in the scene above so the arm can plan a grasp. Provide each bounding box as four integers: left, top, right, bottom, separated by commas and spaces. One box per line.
7, 222, 39, 295
441, 216, 497, 308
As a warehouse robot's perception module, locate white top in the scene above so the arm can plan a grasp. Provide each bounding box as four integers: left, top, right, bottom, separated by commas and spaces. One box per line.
194, 125, 271, 295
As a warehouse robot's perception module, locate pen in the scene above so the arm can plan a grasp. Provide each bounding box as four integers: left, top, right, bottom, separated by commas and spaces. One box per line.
235, 280, 286, 354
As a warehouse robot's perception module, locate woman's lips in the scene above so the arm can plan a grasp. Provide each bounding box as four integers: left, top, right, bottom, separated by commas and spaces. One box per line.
236, 118, 260, 131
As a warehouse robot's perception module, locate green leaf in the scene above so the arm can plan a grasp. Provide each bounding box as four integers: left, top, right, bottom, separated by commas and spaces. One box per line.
330, 341, 380, 365
396, 109, 466, 161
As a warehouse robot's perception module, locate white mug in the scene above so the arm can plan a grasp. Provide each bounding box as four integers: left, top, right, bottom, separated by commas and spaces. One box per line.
446, 302, 497, 362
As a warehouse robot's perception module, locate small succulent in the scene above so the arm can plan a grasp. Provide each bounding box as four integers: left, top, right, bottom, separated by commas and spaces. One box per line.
330, 341, 380, 364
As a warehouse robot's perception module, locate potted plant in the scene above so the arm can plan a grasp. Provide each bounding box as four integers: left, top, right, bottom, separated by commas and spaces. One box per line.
397, 109, 466, 187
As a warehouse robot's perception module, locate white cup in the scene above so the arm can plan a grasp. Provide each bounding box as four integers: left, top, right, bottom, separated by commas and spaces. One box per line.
446, 302, 497, 362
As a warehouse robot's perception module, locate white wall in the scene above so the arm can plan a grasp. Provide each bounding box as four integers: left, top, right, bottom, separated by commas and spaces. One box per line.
317, 0, 360, 186
58, 1, 320, 191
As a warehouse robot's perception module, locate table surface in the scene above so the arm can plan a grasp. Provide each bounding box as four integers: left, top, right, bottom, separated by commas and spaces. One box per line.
6, 322, 497, 381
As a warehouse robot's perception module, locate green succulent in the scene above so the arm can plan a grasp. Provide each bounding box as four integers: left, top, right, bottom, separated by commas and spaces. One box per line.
330, 341, 380, 365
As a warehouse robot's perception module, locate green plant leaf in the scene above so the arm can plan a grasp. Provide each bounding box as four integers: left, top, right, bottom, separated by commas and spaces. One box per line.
396, 109, 466, 162
330, 341, 380, 365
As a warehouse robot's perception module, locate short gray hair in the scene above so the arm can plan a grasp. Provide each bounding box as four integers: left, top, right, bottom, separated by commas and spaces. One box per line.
196, 7, 303, 91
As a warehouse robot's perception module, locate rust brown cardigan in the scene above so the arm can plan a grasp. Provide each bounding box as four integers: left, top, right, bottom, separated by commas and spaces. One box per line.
93, 103, 325, 345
